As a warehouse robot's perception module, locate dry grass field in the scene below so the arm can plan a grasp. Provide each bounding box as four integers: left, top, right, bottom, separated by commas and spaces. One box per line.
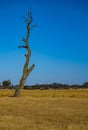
0, 89, 88, 130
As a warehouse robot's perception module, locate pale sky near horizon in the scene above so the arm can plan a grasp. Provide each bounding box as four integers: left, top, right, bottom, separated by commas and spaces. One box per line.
0, 0, 88, 85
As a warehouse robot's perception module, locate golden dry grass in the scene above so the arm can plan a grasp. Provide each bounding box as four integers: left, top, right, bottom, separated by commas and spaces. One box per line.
0, 89, 88, 130
0, 89, 88, 98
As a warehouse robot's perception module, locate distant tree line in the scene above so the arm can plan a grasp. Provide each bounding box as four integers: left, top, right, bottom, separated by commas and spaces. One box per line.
0, 80, 88, 89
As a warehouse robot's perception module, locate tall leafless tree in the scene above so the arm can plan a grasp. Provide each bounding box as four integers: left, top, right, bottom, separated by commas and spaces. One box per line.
14, 10, 36, 97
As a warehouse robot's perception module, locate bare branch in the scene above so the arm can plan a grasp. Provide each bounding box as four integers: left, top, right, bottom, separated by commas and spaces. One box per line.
23, 16, 29, 23
27, 64, 35, 76
31, 24, 38, 30
22, 38, 28, 43
23, 9, 33, 25
18, 46, 28, 49
28, 9, 33, 23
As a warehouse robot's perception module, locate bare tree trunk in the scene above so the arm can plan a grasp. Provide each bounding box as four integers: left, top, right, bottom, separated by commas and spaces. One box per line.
14, 11, 35, 97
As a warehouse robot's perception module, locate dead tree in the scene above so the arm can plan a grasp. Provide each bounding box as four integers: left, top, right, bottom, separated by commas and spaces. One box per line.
14, 10, 36, 97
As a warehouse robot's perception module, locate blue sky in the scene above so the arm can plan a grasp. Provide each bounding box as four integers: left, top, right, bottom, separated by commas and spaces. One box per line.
0, 0, 88, 85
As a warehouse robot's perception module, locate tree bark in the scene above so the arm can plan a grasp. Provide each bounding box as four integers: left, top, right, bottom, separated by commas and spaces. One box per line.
14, 11, 35, 97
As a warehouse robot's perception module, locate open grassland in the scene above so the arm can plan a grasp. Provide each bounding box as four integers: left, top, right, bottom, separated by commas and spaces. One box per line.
0, 89, 88, 130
